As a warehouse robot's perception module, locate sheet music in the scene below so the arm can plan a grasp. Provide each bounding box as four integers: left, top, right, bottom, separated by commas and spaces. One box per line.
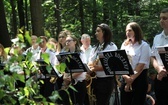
156, 46, 168, 53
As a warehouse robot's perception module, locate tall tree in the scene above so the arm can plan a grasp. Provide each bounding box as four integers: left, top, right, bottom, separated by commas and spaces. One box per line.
92, 0, 97, 42
103, 0, 110, 24
0, 0, 11, 47
10, 0, 17, 37
17, 0, 25, 29
25, 0, 29, 30
79, 0, 84, 34
54, 0, 61, 36
30, 0, 44, 36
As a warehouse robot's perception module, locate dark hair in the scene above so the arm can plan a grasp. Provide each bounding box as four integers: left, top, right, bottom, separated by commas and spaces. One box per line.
161, 8, 168, 13
39, 36, 48, 42
97, 23, 113, 50
127, 22, 143, 44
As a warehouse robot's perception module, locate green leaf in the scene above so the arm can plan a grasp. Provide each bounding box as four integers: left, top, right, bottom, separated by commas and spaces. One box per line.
49, 91, 60, 102
46, 65, 52, 73
69, 85, 77, 92
56, 63, 66, 73
26, 52, 33, 61
4, 47, 10, 55
0, 90, 5, 99
15, 74, 25, 83
17, 34, 24, 42
41, 53, 50, 64
37, 38, 43, 44
24, 87, 29, 97
25, 31, 31, 44
40, 80, 44, 84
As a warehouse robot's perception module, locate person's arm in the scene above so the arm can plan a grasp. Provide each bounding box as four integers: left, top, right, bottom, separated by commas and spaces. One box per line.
151, 56, 168, 81
151, 56, 162, 73
146, 94, 155, 105
147, 83, 152, 93
88, 64, 103, 71
88, 53, 104, 71
122, 64, 144, 92
123, 63, 145, 85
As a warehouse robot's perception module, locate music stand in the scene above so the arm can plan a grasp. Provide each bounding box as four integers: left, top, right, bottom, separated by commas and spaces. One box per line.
36, 59, 58, 77
98, 50, 134, 105
56, 52, 87, 104
56, 52, 88, 73
157, 46, 168, 71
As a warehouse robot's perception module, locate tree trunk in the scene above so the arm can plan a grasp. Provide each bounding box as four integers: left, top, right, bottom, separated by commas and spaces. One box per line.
30, 0, 44, 36
79, 0, 84, 34
135, 0, 140, 15
92, 0, 97, 44
103, 0, 110, 24
127, 0, 133, 15
17, 0, 25, 29
54, 0, 62, 38
0, 0, 11, 47
25, 0, 29, 30
10, 0, 17, 37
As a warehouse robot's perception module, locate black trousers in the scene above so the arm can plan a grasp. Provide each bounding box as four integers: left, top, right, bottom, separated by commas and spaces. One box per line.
154, 77, 168, 105
120, 69, 148, 105
58, 80, 87, 105
92, 77, 115, 105
39, 78, 55, 101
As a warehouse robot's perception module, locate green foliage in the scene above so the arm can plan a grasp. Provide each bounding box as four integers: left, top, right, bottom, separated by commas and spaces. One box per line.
56, 63, 66, 74
3, 0, 168, 47
25, 31, 31, 45
0, 33, 60, 104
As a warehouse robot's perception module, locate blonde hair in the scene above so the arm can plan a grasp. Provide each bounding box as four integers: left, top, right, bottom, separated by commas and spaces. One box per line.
59, 30, 71, 37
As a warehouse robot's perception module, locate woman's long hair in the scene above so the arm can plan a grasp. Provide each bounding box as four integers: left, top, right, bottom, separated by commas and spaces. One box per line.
94, 23, 113, 52
124, 22, 143, 46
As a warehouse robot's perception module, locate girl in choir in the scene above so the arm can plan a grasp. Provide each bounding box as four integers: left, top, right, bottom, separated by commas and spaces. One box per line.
120, 22, 151, 105
88, 23, 118, 105
59, 35, 87, 105
58, 30, 71, 52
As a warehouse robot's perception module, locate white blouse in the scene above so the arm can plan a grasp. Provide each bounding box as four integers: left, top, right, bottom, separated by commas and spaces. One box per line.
121, 40, 151, 70
89, 42, 118, 78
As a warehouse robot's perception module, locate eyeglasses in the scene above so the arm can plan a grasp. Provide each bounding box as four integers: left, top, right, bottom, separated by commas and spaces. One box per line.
66, 40, 74, 43
160, 17, 168, 21
58, 36, 65, 38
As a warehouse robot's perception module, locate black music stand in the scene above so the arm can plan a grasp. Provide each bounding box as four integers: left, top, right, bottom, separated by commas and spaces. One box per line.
157, 46, 168, 71
98, 50, 134, 105
36, 59, 58, 77
36, 59, 59, 99
56, 52, 87, 104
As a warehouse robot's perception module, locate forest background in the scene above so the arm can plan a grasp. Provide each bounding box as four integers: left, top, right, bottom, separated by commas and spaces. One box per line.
1, 0, 168, 48
0, 0, 168, 104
